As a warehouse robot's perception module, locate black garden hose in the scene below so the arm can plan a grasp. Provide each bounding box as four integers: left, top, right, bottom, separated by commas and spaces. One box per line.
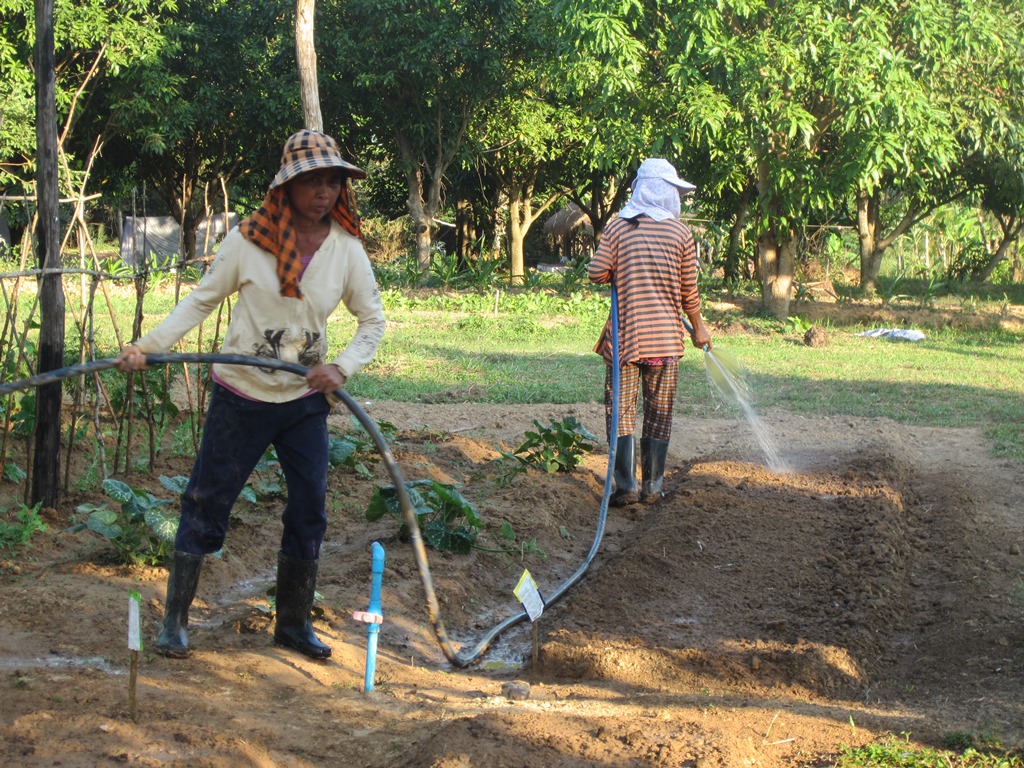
1, 350, 620, 668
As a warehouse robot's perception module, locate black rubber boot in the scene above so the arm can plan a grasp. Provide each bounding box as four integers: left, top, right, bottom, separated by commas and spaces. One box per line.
641, 438, 670, 504
274, 551, 331, 659
610, 435, 639, 507
155, 551, 203, 658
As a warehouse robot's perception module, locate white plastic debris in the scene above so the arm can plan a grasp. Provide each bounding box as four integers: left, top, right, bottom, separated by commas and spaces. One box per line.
856, 328, 926, 341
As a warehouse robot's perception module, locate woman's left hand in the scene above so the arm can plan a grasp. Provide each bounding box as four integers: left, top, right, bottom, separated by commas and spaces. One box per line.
307, 363, 346, 395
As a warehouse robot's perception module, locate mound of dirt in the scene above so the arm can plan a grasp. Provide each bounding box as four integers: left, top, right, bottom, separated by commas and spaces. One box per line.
1, 402, 1022, 767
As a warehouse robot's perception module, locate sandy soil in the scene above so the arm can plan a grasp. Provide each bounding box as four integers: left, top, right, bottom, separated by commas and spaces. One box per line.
1, 397, 1023, 767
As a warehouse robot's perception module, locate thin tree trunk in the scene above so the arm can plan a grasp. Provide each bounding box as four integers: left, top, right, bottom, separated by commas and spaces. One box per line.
508, 197, 525, 284
507, 179, 558, 284
296, 0, 323, 131
404, 169, 433, 276
32, 0, 64, 508
857, 188, 922, 294
724, 187, 753, 283
455, 198, 475, 267
974, 215, 1023, 283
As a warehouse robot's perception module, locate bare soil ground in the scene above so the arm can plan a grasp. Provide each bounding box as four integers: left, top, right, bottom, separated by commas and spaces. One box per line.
1, 397, 1023, 767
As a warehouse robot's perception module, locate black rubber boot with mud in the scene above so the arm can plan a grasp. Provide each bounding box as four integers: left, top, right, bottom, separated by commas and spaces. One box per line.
641, 438, 670, 504
274, 551, 331, 659
155, 550, 203, 658
610, 434, 639, 507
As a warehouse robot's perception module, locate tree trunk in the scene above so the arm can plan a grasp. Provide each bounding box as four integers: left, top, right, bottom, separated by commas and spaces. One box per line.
455, 198, 476, 267
296, 0, 323, 131
857, 189, 883, 295
403, 163, 433, 275
974, 215, 1023, 283
508, 197, 525, 284
857, 187, 923, 294
757, 226, 795, 321
32, 0, 64, 508
724, 186, 753, 283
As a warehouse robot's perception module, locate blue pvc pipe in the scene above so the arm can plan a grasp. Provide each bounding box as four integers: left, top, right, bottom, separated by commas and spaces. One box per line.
363, 541, 386, 692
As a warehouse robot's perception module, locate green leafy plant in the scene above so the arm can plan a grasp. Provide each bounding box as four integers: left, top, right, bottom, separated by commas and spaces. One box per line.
69, 478, 178, 566
107, 365, 181, 431
365, 479, 484, 554
329, 418, 397, 477
835, 733, 1024, 767
916, 268, 947, 309
878, 273, 911, 307
558, 259, 591, 295
485, 521, 545, 560
787, 315, 812, 334
428, 247, 461, 288
3, 462, 26, 483
0, 502, 48, 554
0, 338, 34, 441
458, 251, 505, 291
500, 417, 597, 474
246, 447, 285, 500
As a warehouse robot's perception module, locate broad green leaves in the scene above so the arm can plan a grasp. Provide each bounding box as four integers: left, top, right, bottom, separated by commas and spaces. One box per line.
0, 0, 173, 188
68, 477, 178, 565
366, 479, 484, 554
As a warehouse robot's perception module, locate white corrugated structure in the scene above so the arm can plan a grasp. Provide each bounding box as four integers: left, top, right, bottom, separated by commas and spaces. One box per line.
120, 214, 239, 267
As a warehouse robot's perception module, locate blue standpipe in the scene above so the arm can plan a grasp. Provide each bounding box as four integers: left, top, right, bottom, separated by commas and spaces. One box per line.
352, 541, 386, 692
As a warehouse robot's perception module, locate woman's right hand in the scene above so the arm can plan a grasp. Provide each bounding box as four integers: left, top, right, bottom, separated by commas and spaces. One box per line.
115, 345, 149, 372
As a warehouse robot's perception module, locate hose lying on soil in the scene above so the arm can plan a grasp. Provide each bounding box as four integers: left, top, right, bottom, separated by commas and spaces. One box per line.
0, 346, 621, 668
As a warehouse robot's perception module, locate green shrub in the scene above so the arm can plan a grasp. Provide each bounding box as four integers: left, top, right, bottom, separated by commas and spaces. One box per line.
499, 417, 598, 474
0, 502, 47, 554
69, 478, 178, 566
365, 479, 483, 554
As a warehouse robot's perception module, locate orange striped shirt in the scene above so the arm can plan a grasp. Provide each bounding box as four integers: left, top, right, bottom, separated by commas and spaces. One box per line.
589, 215, 701, 365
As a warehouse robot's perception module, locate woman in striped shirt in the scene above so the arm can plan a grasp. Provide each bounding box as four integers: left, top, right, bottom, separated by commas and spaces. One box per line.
589, 158, 712, 506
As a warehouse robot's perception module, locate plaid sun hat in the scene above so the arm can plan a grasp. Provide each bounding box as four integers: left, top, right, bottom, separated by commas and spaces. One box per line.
269, 130, 367, 189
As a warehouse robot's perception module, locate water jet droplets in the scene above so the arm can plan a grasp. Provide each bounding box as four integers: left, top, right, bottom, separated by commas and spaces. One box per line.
703, 351, 790, 475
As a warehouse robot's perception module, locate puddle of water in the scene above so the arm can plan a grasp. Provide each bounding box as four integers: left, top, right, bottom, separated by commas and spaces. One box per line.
448, 622, 531, 672
703, 348, 791, 474
0, 655, 124, 675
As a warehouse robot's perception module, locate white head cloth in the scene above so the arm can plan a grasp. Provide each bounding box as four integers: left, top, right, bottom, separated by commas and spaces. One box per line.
618, 158, 696, 222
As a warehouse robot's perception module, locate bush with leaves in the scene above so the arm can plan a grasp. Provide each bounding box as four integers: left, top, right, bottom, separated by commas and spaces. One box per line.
499, 417, 597, 474
329, 418, 397, 478
0, 502, 47, 555
365, 479, 484, 554
69, 478, 178, 566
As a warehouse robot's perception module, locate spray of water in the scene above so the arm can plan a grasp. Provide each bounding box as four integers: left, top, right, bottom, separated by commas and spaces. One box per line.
702, 348, 791, 474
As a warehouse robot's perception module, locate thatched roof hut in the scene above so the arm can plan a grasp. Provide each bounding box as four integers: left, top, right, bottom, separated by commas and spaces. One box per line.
543, 203, 595, 264
543, 203, 589, 238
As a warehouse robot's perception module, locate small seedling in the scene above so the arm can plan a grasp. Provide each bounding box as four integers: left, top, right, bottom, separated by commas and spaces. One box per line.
0, 502, 47, 554
498, 417, 598, 474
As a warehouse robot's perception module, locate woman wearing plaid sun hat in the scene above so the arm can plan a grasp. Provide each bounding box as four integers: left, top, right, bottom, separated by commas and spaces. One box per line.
116, 130, 385, 661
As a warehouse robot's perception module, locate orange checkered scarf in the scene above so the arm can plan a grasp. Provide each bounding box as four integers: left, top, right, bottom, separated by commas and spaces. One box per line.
238, 183, 362, 299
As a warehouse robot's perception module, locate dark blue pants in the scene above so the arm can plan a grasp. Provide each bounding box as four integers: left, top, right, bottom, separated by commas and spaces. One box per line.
175, 384, 330, 560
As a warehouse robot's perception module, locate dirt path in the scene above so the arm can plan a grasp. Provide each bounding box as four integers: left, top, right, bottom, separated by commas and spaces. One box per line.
1, 402, 1022, 767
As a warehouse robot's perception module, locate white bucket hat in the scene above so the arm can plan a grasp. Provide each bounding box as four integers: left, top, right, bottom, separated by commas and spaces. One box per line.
619, 158, 696, 221
634, 158, 696, 192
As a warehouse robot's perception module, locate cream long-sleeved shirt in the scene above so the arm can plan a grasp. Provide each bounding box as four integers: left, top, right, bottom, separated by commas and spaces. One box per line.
134, 221, 385, 402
